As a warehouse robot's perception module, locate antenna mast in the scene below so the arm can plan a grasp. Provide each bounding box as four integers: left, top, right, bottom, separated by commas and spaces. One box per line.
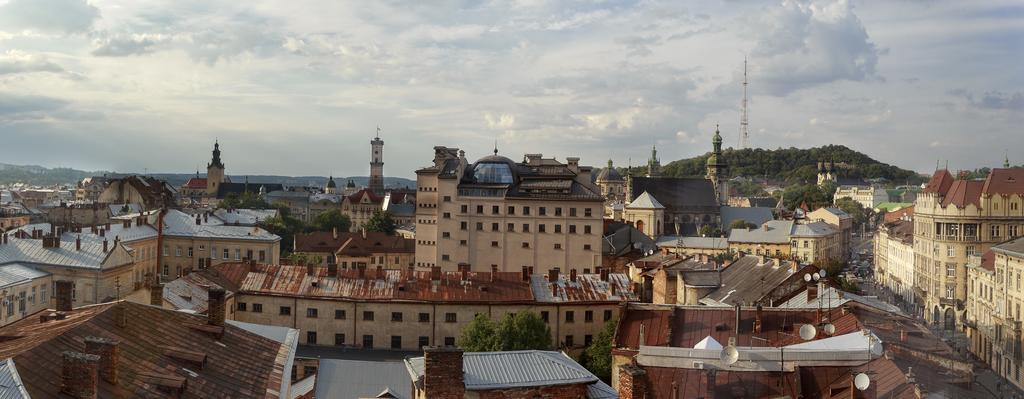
739, 57, 750, 149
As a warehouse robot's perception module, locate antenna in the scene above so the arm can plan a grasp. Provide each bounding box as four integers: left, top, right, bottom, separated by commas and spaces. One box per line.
720, 345, 739, 365
854, 373, 870, 391
799, 323, 817, 340
376, 125, 381, 138
739, 56, 750, 149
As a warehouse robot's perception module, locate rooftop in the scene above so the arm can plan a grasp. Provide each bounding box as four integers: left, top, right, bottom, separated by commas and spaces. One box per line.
316, 359, 411, 399
699, 255, 809, 306
992, 237, 1024, 258
727, 220, 794, 244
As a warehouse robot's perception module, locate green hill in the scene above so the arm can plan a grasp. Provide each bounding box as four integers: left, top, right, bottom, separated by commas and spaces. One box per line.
653, 145, 923, 185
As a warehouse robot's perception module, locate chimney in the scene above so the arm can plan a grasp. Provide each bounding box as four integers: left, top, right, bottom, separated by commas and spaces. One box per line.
490, 265, 498, 282
195, 215, 201, 225
763, 224, 769, 231
611, 283, 618, 297
333, 227, 338, 239
361, 227, 367, 239
306, 263, 315, 276
734, 303, 742, 336
618, 364, 648, 399
99, 228, 105, 237
84, 336, 119, 385
759, 254, 768, 264
76, 235, 81, 251
423, 347, 465, 399
790, 261, 798, 273
601, 268, 609, 282
807, 282, 818, 302
61, 351, 100, 399
570, 268, 577, 282
103, 239, 108, 253
327, 262, 338, 278
521, 266, 529, 282
105, 223, 110, 230
548, 268, 559, 283
357, 265, 366, 279
150, 279, 163, 307
208, 286, 226, 327
376, 265, 384, 280
430, 266, 442, 281
461, 268, 468, 282
755, 304, 763, 333
203, 213, 208, 223
706, 369, 717, 399
407, 265, 415, 281
552, 284, 559, 297
56, 280, 73, 312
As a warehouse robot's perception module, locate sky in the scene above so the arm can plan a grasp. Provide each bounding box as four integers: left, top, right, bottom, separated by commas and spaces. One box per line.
0, 0, 1020, 178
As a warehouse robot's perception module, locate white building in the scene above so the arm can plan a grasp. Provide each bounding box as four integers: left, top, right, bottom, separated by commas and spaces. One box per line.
834, 185, 888, 209
874, 216, 915, 308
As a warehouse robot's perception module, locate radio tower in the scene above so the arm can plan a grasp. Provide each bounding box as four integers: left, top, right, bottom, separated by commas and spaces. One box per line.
739, 57, 750, 149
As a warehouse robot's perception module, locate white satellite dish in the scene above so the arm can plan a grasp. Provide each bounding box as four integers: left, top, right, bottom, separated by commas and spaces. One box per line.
870, 341, 884, 356
854, 373, 870, 391
799, 324, 817, 341
823, 323, 836, 336
803, 273, 812, 282
812, 273, 820, 282
720, 345, 739, 365
818, 269, 827, 278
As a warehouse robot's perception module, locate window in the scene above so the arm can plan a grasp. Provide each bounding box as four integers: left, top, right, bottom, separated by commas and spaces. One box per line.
555, 207, 562, 216
539, 207, 547, 216
443, 195, 451, 202
307, 331, 317, 344
585, 335, 593, 346
237, 302, 247, 311
442, 232, 451, 239
523, 206, 531, 216
584, 225, 592, 234
565, 335, 574, 347
539, 224, 546, 233
522, 242, 530, 248
570, 208, 577, 217
947, 245, 955, 258
307, 308, 318, 318
946, 263, 956, 277
335, 334, 345, 346
40, 284, 46, 304
444, 337, 456, 346
445, 313, 457, 323
419, 312, 430, 322
565, 311, 575, 323
363, 335, 374, 348
252, 303, 263, 313
523, 224, 530, 233
443, 212, 451, 219
461, 205, 468, 213
492, 205, 500, 214
992, 225, 1002, 238
476, 222, 483, 231
175, 247, 181, 256
460, 221, 468, 230
476, 205, 484, 214
507, 206, 515, 215
584, 244, 592, 251
569, 225, 576, 234
335, 309, 346, 319
223, 248, 230, 259
966, 245, 977, 257
280, 306, 291, 316
460, 240, 467, 246
419, 336, 429, 348
945, 285, 956, 299
491, 241, 499, 248
234, 249, 241, 260
585, 310, 594, 322
1011, 225, 1020, 237
163, 264, 169, 275
541, 311, 549, 323
259, 250, 266, 262
585, 208, 593, 217
442, 254, 450, 261
392, 312, 403, 322
391, 336, 402, 349
507, 223, 515, 232
554, 243, 562, 250
363, 311, 374, 321
492, 223, 499, 231
604, 309, 613, 321
187, 247, 193, 257
555, 225, 563, 234
163, 245, 169, 256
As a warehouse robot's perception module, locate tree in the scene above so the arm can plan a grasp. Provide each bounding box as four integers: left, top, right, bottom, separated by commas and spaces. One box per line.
221, 191, 271, 209
364, 210, 397, 235
729, 219, 757, 230
312, 209, 352, 232
582, 319, 617, 381
698, 225, 722, 237
834, 197, 869, 226
259, 201, 306, 253
459, 312, 551, 352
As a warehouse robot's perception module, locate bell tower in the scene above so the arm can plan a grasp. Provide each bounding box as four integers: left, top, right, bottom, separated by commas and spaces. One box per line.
369, 126, 385, 194
207, 140, 225, 195
705, 125, 729, 203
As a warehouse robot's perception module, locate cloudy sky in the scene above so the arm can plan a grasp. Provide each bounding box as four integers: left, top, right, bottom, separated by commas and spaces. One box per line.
0, 0, 1020, 178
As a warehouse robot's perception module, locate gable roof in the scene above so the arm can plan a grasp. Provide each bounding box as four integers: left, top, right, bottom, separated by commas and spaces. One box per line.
923, 169, 954, 194
727, 220, 794, 244
404, 350, 612, 394
940, 180, 984, 209
982, 168, 1024, 196
628, 177, 719, 211
626, 191, 665, 209
316, 360, 411, 399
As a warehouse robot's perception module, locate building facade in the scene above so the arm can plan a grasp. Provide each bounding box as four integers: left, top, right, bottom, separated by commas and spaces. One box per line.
834, 185, 889, 210
874, 217, 916, 311
914, 168, 1024, 328
965, 238, 1024, 391
414, 147, 603, 273
805, 207, 853, 261
790, 221, 840, 264
369, 132, 385, 194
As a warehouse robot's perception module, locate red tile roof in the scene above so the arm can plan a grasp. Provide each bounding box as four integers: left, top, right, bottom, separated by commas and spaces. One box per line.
185, 177, 208, 189
882, 206, 913, 224
346, 189, 384, 204
982, 168, 1024, 196
922, 169, 954, 194
800, 357, 917, 399
940, 180, 983, 209
979, 250, 996, 272
0, 301, 291, 398
293, 231, 346, 253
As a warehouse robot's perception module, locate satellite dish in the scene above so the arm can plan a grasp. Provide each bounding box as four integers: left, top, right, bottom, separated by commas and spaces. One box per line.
823, 323, 836, 336
818, 269, 827, 278
720, 345, 739, 365
812, 273, 820, 282
869, 341, 884, 356
854, 373, 870, 391
803, 273, 812, 282
799, 324, 817, 341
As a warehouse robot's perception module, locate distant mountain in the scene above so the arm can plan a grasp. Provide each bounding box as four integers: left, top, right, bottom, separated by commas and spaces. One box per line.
618, 145, 925, 185
0, 163, 416, 189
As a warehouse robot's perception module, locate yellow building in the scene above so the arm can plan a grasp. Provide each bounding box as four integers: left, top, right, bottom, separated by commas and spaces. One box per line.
965, 238, 1024, 391
913, 168, 1024, 326
727, 220, 794, 258
414, 148, 603, 274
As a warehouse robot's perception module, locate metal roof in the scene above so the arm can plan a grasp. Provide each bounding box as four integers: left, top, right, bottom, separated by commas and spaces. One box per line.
530, 273, 636, 303
0, 264, 49, 289
0, 359, 28, 399
161, 209, 280, 242
791, 221, 837, 237
626, 191, 665, 209
316, 359, 411, 399
405, 350, 603, 392
655, 236, 729, 250
0, 236, 118, 270
213, 208, 279, 225
993, 237, 1024, 258
727, 220, 794, 244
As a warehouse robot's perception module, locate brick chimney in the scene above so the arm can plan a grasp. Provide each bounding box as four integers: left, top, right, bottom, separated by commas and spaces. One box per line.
430, 266, 442, 281
570, 268, 577, 282
76, 235, 81, 251
84, 337, 119, 385
548, 268, 559, 283
62, 351, 100, 399
332, 227, 338, 239
361, 227, 367, 239
423, 347, 465, 399
461, 268, 468, 282
618, 364, 648, 399
150, 278, 164, 307
376, 265, 384, 280
306, 263, 315, 276
807, 282, 818, 302
56, 280, 73, 312
357, 265, 366, 279
601, 268, 609, 282
327, 262, 338, 278
490, 265, 498, 283
521, 266, 529, 282
755, 304, 763, 333
208, 286, 226, 327
102, 239, 108, 253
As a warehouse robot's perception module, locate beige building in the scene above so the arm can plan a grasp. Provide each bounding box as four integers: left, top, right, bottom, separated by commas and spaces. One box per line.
414, 147, 604, 274
834, 185, 889, 210
623, 192, 664, 238
727, 220, 794, 259
293, 230, 415, 269
97, 175, 176, 210
341, 189, 384, 232
0, 209, 30, 232
180, 262, 634, 351
965, 239, 1024, 391
805, 207, 853, 260
914, 168, 1024, 326
75, 176, 109, 202
790, 221, 840, 264
0, 263, 52, 327
874, 216, 916, 310
595, 159, 626, 218
158, 209, 281, 279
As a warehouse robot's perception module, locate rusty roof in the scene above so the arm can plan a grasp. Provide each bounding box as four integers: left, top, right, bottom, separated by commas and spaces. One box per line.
0, 301, 291, 398
982, 168, 1024, 196
800, 357, 917, 399
644, 366, 801, 399
614, 304, 862, 351
882, 205, 913, 224
293, 231, 414, 255
530, 273, 637, 303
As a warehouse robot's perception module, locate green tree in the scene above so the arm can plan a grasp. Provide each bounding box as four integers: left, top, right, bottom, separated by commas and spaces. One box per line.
259, 201, 306, 254
312, 209, 352, 232
729, 219, 757, 230
834, 197, 869, 226
221, 191, 270, 209
582, 319, 617, 381
364, 210, 397, 235
698, 225, 722, 237
459, 312, 551, 352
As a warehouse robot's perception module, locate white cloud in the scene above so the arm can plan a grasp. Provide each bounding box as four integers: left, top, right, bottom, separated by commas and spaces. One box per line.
0, 0, 99, 34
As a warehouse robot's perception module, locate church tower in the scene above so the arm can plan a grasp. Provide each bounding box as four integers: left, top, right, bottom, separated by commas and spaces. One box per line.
646, 145, 661, 177
705, 126, 729, 203
368, 127, 385, 194
325, 176, 337, 194
206, 140, 226, 196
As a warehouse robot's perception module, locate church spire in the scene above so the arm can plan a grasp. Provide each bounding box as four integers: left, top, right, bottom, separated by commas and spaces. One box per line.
646, 145, 661, 177
1006, 151, 1011, 168
208, 140, 224, 169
